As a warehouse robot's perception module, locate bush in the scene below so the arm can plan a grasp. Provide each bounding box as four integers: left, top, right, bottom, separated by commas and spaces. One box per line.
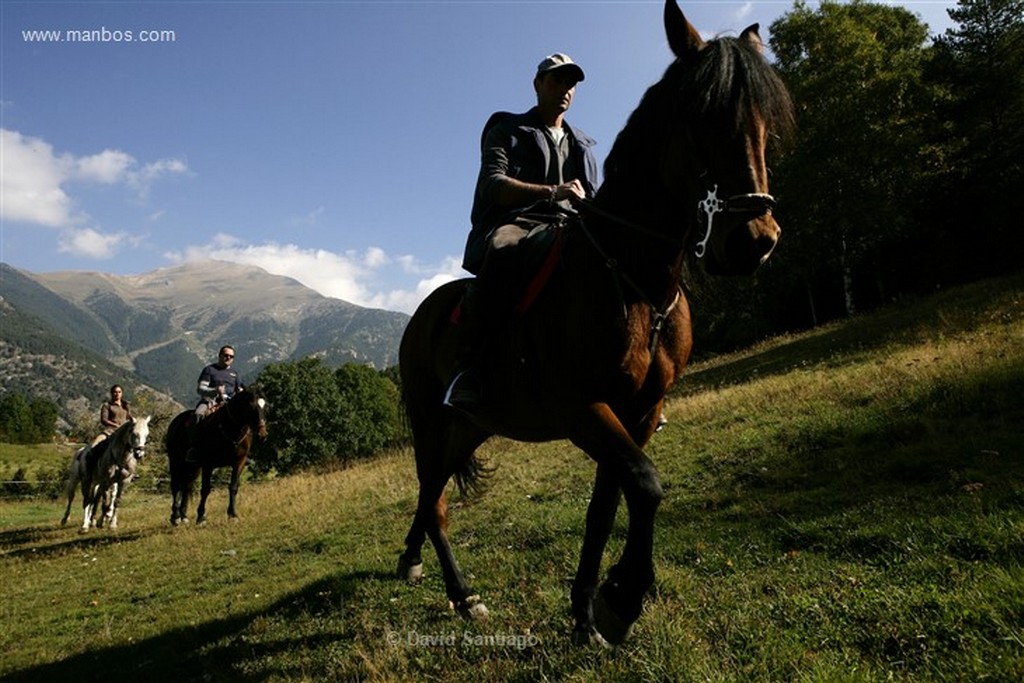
254, 359, 403, 475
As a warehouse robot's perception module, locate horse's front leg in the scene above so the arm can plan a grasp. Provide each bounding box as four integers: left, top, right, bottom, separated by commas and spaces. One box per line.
170, 473, 184, 525
97, 484, 116, 528
196, 466, 213, 525
571, 464, 622, 646
569, 403, 663, 645
226, 464, 243, 519
107, 481, 123, 529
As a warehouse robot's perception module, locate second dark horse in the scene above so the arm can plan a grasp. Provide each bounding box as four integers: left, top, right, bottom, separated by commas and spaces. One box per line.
165, 388, 267, 526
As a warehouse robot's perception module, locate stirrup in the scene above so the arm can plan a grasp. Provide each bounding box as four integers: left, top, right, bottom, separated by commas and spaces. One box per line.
443, 370, 482, 410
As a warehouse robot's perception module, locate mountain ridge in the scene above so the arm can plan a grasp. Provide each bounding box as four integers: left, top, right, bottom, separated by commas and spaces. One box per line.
0, 261, 409, 414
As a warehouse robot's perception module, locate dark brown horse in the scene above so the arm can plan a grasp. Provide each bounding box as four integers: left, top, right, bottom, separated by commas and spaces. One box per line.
396, 0, 794, 646
165, 388, 267, 526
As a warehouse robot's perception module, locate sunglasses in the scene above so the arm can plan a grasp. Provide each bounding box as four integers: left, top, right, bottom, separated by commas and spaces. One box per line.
221, 353, 234, 359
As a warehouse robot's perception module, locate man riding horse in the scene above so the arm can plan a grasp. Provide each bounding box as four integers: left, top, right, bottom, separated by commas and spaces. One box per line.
186, 344, 244, 462
444, 52, 600, 411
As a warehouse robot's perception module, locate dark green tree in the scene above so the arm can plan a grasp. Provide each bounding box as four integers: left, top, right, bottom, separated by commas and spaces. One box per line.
770, 1, 935, 317
926, 0, 1024, 278
29, 398, 58, 444
0, 393, 58, 444
255, 357, 342, 474
334, 364, 402, 459
254, 358, 404, 474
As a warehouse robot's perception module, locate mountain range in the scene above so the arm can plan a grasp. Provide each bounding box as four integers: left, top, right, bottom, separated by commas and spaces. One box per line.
0, 261, 410, 422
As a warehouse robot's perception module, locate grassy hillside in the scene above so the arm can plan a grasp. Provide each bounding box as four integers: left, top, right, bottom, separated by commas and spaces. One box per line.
1, 274, 1021, 682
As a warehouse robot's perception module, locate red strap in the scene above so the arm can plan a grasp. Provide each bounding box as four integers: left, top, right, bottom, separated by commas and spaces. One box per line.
515, 228, 568, 315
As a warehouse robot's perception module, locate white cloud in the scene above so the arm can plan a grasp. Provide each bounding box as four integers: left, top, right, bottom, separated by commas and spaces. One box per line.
290, 206, 325, 228
363, 246, 389, 268
73, 149, 134, 184
1, 128, 188, 230
1, 129, 76, 226
58, 227, 128, 259
734, 2, 754, 23
167, 239, 464, 314
364, 255, 464, 313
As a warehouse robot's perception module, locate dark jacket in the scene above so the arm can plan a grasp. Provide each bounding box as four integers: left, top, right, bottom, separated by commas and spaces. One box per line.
196, 363, 243, 404
462, 108, 599, 274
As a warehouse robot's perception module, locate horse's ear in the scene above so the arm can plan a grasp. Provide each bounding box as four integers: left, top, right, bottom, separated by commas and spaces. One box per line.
665, 0, 705, 62
740, 23, 765, 55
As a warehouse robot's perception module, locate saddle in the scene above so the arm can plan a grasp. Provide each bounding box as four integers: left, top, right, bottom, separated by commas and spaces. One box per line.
85, 438, 109, 471
452, 221, 570, 323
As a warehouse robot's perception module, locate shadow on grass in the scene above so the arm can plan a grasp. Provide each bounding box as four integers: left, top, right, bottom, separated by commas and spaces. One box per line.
677, 271, 1024, 395
2, 569, 393, 683
0, 526, 147, 559
659, 367, 1024, 564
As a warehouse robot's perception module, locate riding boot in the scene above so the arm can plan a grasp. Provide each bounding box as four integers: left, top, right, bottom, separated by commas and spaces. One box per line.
443, 279, 491, 411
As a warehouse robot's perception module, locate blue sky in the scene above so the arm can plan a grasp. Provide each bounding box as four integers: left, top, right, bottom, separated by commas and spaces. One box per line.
2, 1, 955, 313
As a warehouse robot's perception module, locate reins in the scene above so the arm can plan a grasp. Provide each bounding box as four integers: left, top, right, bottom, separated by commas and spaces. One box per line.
215, 397, 260, 448
573, 209, 683, 357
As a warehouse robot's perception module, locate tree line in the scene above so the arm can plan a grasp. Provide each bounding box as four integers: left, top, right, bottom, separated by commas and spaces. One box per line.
689, 0, 1023, 352
0, 394, 59, 445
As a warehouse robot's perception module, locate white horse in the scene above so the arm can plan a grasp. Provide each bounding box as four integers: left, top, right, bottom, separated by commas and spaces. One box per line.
61, 416, 151, 532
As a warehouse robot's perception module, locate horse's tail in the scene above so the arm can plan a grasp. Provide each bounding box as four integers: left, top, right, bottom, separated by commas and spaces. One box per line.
453, 453, 494, 499
61, 448, 85, 524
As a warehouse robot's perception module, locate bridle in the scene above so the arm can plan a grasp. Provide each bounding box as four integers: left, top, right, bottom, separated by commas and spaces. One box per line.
219, 393, 266, 446
694, 185, 776, 259
573, 202, 683, 356
572, 173, 774, 355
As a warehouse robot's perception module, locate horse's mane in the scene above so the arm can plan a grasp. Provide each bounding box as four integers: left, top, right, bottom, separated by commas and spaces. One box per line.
92, 417, 141, 466
108, 417, 135, 445
602, 35, 794, 188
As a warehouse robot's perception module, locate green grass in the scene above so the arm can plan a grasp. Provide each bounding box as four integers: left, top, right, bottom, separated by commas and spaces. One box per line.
1, 273, 1022, 682
0, 442, 68, 493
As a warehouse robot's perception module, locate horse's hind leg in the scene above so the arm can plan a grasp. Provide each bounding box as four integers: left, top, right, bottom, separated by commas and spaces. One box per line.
412, 477, 488, 620
61, 463, 78, 526
196, 467, 213, 525
398, 418, 489, 620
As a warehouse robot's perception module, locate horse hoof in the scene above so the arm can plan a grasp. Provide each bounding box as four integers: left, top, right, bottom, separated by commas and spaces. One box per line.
78, 527, 89, 535
571, 625, 613, 649
453, 595, 488, 622
593, 590, 634, 645
396, 555, 423, 584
